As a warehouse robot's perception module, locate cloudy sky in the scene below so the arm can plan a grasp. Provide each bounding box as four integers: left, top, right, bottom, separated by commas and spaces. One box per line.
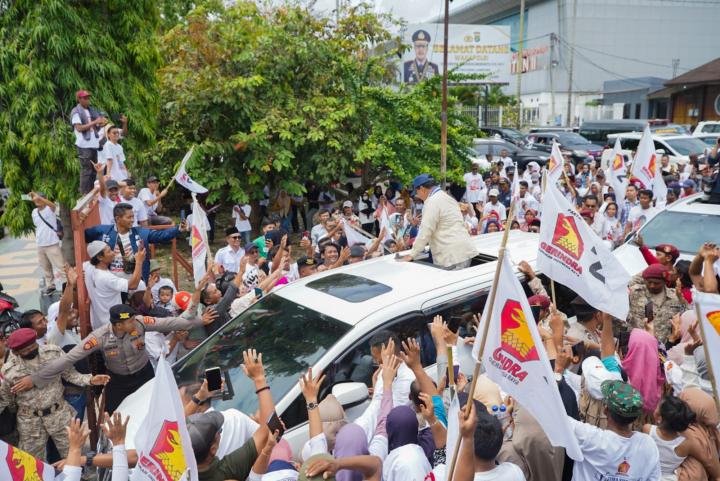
311, 0, 475, 24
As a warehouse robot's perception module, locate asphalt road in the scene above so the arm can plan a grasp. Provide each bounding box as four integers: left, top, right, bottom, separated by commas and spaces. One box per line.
0, 235, 42, 310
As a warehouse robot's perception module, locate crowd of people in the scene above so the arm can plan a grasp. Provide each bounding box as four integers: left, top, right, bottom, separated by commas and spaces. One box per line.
0, 87, 719, 481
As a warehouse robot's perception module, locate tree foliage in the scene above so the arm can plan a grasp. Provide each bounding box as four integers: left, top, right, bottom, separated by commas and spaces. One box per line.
147, 1, 475, 204
0, 0, 161, 234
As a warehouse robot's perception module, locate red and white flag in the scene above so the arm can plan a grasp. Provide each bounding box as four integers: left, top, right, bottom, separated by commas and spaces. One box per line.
512, 162, 521, 202
630, 125, 667, 204
607, 137, 628, 200
190, 194, 210, 287
0, 441, 55, 481
472, 254, 583, 461
131, 354, 198, 481
538, 181, 630, 320
693, 290, 720, 394
546, 141, 565, 186
174, 147, 208, 194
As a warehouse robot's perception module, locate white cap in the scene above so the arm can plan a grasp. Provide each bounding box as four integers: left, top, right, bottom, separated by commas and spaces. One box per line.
488, 188, 499, 197
342, 200, 353, 208
86, 240, 108, 259
581, 356, 622, 400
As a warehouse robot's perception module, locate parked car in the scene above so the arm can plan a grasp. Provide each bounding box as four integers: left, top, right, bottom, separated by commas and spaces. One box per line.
693, 121, 720, 136
528, 126, 576, 133
479, 127, 526, 146
695, 134, 720, 148
116, 231, 565, 459
600, 132, 708, 170
524, 131, 604, 164
470, 138, 550, 171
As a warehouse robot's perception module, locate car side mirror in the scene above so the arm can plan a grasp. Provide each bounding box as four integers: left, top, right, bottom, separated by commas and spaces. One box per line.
655, 149, 666, 155
332, 382, 369, 407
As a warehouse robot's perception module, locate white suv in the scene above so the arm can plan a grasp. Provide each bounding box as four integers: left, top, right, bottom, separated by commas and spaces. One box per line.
600, 132, 708, 170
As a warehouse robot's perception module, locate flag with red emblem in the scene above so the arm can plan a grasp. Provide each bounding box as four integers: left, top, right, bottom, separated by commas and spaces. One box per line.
692, 289, 720, 403
538, 180, 630, 320
0, 441, 55, 481
630, 125, 667, 204
607, 137, 628, 199
190, 194, 210, 287
131, 354, 198, 481
546, 141, 565, 185
473, 253, 583, 461
174, 147, 208, 194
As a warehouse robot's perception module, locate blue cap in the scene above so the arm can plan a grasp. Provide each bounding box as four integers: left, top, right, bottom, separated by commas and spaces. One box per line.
681, 179, 696, 189
412, 173, 434, 191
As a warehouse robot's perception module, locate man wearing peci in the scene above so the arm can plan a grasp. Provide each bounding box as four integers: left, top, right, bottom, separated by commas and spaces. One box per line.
403, 29, 440, 84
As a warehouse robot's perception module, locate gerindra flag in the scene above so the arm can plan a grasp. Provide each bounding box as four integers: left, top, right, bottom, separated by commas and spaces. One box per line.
607, 137, 628, 199
546, 141, 565, 185
0, 440, 55, 481
472, 254, 583, 461
131, 354, 198, 481
191, 194, 210, 287
538, 181, 630, 320
630, 125, 666, 204
693, 290, 720, 394
174, 147, 208, 194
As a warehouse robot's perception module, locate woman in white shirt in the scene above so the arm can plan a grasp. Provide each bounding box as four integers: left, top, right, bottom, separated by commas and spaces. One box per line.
101, 124, 129, 181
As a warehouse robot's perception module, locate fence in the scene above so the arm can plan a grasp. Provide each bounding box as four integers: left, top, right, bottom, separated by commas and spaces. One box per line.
464, 103, 618, 129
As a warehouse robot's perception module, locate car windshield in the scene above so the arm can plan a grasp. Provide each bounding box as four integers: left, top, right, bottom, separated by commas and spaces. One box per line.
639, 210, 720, 254
699, 137, 719, 147
557, 133, 591, 145
472, 142, 515, 156
500, 128, 524, 141
665, 137, 710, 156
173, 294, 351, 414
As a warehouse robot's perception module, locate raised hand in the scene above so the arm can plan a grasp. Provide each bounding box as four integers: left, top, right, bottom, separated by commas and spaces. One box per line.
201, 307, 218, 326
299, 368, 325, 403
400, 337, 422, 370
381, 354, 401, 387
242, 349, 266, 383
101, 411, 129, 446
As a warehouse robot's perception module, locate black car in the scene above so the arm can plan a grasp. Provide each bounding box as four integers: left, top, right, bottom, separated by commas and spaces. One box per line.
479, 127, 526, 146
470, 139, 550, 172
524, 131, 605, 164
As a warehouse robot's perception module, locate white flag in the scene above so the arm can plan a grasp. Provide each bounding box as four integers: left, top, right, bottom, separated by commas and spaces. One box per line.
473, 254, 583, 461
629, 125, 666, 203
538, 181, 631, 320
0, 440, 55, 481
511, 162, 521, 202
379, 208, 393, 242
607, 137, 628, 200
693, 289, 720, 394
444, 394, 460, 469
191, 194, 210, 287
131, 354, 198, 481
343, 220, 372, 247
546, 141, 565, 186
174, 148, 208, 194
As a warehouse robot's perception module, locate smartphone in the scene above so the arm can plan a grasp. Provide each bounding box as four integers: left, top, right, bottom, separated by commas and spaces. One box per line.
446, 364, 460, 384
266, 411, 285, 440
302, 230, 310, 240
21, 194, 32, 201
254, 287, 263, 299
180, 210, 186, 223
644, 302, 654, 323
205, 367, 222, 392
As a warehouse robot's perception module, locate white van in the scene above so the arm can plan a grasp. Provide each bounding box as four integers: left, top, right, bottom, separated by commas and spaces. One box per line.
115, 231, 559, 460
600, 132, 708, 170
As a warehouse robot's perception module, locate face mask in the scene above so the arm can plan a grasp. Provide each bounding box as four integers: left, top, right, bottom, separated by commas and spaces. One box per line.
21, 348, 39, 360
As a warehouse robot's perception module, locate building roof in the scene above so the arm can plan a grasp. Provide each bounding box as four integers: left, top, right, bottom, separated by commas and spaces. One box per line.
602, 77, 667, 94
665, 57, 720, 86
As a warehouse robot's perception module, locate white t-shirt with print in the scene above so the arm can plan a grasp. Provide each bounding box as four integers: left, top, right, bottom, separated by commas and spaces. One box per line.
84, 262, 129, 330
102, 142, 128, 181
99, 195, 120, 225
121, 196, 148, 226
569, 416, 660, 481
482, 202, 507, 221
32, 206, 60, 247
464, 172, 487, 204
242, 264, 260, 288
627, 205, 658, 232
232, 204, 252, 233
71, 111, 100, 149
138, 188, 158, 216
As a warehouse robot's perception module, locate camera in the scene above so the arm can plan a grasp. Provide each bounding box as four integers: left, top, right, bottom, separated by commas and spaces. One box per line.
122, 255, 137, 275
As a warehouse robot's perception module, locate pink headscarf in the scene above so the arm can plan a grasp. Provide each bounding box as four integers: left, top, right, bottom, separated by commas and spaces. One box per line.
622, 328, 665, 413
668, 310, 696, 365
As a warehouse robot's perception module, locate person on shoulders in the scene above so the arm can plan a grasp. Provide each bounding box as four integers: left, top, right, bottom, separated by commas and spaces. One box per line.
138, 176, 172, 225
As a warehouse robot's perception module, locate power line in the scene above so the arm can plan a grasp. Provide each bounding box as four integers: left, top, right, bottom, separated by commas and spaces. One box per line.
566, 40, 691, 72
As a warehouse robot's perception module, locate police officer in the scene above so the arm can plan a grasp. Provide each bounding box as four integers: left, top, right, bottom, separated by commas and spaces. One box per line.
0, 328, 109, 459
403, 29, 440, 84
18, 304, 214, 414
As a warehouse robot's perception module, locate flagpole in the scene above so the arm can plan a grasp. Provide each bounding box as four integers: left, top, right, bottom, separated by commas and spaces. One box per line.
348, 222, 392, 254
445, 200, 516, 481
540, 171, 558, 307
693, 302, 720, 414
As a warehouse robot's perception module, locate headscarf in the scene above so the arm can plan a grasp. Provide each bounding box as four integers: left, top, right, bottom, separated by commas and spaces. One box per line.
319, 395, 347, 451
622, 328, 665, 413
483, 219, 501, 234
333, 423, 369, 481
387, 406, 418, 452
677, 388, 720, 481
668, 310, 697, 365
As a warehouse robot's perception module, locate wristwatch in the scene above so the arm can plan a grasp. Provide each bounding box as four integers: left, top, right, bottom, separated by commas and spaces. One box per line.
553, 372, 563, 382
307, 401, 319, 411
85, 451, 96, 467
191, 395, 206, 405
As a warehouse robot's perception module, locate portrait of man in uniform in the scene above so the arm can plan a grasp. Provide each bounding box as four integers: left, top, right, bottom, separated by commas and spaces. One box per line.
403, 29, 440, 83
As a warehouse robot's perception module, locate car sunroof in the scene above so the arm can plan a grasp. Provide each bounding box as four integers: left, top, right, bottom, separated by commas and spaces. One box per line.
307, 273, 392, 303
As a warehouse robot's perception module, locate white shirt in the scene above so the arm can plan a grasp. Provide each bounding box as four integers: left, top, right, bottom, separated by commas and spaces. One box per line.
138, 188, 158, 216
32, 206, 60, 246
46, 302, 82, 348
311, 223, 328, 246
102, 142, 128, 180
72, 111, 100, 149
232, 204, 252, 232
464, 172, 487, 203
482, 201, 507, 221
215, 245, 246, 273
569, 416, 661, 481
121, 196, 148, 226
243, 264, 260, 288
150, 276, 176, 304
472, 464, 526, 481
500, 156, 514, 168
383, 444, 432, 481
212, 407, 260, 459
84, 262, 128, 330
99, 194, 119, 225
514, 193, 539, 223
627, 205, 658, 232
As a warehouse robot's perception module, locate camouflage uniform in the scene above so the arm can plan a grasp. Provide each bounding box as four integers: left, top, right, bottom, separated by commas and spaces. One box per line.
627, 284, 685, 343
0, 344, 91, 460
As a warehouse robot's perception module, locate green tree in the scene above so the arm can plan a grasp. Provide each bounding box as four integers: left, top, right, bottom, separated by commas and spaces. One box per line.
0, 0, 161, 234
147, 1, 474, 205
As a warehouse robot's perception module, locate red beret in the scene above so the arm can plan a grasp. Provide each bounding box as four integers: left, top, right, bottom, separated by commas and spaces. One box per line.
528, 294, 551, 310
642, 264, 669, 280
654, 244, 679, 260
7, 328, 37, 351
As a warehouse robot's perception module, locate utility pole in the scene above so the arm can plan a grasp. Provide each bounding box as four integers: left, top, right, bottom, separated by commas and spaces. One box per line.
549, 33, 556, 125
440, 0, 450, 189
672, 58, 680, 78
565, 0, 577, 127
515, 0, 526, 129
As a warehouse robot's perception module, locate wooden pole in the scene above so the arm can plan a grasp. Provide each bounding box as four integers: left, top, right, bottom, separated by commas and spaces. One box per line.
445, 202, 516, 481
447, 346, 455, 388
515, 0, 526, 129
540, 169, 557, 306
440, 0, 450, 189
694, 302, 720, 414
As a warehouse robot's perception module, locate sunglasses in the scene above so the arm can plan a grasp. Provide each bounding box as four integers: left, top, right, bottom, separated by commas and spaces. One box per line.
229, 235, 241, 240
